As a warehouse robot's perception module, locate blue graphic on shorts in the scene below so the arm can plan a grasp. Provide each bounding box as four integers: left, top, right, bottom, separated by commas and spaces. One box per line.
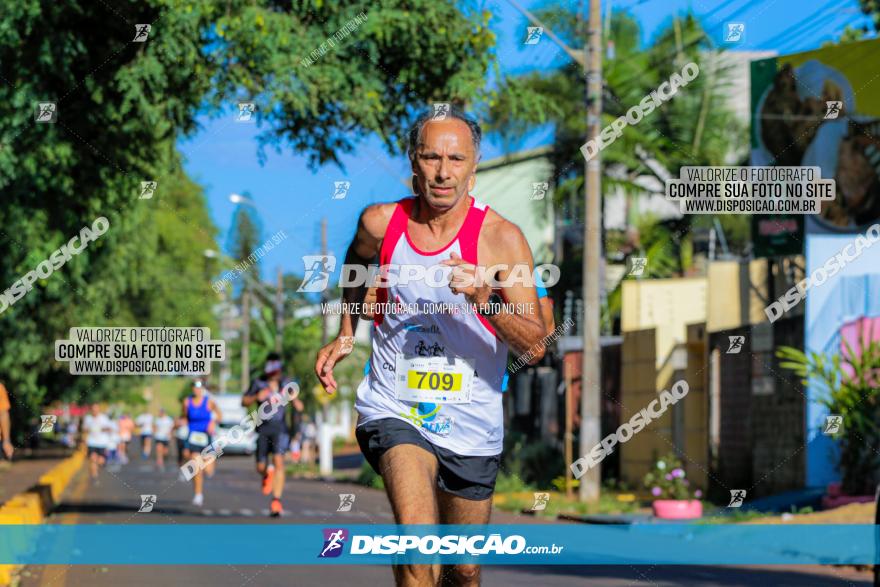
398, 402, 453, 437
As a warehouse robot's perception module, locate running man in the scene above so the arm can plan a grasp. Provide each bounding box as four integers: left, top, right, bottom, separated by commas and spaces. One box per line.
83, 404, 112, 481
180, 379, 221, 507
153, 408, 174, 471
242, 353, 304, 518
106, 413, 120, 464
0, 380, 12, 462
117, 413, 133, 464
314, 107, 547, 586
174, 415, 189, 478
135, 410, 154, 460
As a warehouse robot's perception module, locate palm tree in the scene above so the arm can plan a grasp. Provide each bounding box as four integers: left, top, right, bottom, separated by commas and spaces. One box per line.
485, 9, 747, 332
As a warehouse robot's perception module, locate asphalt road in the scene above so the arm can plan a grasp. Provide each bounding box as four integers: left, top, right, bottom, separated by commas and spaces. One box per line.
18, 452, 873, 587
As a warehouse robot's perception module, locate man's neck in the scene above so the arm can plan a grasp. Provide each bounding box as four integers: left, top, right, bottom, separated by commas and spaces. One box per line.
412, 194, 470, 237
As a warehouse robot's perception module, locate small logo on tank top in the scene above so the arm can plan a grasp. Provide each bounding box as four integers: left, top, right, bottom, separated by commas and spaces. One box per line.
402, 322, 440, 334
414, 340, 444, 357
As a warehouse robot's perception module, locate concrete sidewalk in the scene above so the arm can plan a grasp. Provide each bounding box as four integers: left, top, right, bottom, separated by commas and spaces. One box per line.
0, 446, 76, 505
0, 445, 85, 586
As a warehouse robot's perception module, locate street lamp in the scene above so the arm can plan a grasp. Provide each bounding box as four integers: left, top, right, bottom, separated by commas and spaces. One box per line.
229, 193, 256, 207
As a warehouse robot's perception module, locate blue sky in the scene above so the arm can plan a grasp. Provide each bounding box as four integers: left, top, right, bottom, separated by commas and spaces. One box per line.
178, 0, 876, 280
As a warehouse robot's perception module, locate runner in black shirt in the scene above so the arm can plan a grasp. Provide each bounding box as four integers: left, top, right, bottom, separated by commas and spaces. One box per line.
242, 353, 303, 517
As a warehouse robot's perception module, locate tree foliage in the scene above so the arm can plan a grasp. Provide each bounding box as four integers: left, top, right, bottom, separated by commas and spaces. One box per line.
485, 9, 746, 333
0, 0, 495, 432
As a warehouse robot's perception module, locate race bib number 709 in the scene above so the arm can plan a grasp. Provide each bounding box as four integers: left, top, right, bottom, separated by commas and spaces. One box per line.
394, 355, 474, 404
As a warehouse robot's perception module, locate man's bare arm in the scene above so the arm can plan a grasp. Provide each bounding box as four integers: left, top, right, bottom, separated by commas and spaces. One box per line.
444, 218, 547, 362
481, 223, 547, 361
314, 203, 393, 393
338, 205, 390, 337
540, 297, 556, 334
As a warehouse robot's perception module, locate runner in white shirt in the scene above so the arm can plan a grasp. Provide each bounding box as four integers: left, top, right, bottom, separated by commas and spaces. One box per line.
83, 404, 112, 480
153, 409, 174, 471
174, 416, 189, 474
106, 416, 120, 464
135, 412, 154, 460
314, 108, 547, 586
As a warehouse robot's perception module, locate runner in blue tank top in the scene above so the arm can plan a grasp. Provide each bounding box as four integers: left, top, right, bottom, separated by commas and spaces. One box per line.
180, 379, 221, 507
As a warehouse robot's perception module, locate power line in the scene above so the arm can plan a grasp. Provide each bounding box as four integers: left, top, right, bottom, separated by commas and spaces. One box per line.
703, 0, 760, 29
759, 0, 841, 48
776, 13, 856, 52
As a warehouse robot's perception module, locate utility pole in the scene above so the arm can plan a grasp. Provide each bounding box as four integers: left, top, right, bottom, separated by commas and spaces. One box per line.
241, 288, 250, 393
507, 0, 603, 502
320, 217, 328, 346
220, 290, 231, 394
275, 266, 284, 353
579, 0, 603, 503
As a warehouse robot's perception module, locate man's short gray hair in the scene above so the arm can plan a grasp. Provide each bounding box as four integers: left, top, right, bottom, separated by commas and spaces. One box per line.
407, 106, 482, 162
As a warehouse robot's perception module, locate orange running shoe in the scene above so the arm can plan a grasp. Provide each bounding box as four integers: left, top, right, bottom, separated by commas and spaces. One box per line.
261, 466, 275, 495
270, 498, 282, 518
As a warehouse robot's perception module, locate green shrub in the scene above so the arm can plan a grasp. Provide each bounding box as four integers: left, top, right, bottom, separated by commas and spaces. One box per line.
501, 432, 565, 489
356, 461, 384, 490
779, 325, 880, 495
494, 470, 533, 493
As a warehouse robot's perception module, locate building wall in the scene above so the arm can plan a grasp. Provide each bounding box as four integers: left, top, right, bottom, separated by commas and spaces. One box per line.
711, 326, 753, 498
621, 277, 708, 372
619, 278, 708, 489
684, 323, 709, 491
750, 316, 805, 495
559, 344, 622, 481
619, 328, 660, 484
706, 258, 807, 496
472, 149, 555, 264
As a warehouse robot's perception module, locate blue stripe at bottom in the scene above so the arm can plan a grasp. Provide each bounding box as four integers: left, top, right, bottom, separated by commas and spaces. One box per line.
0, 524, 875, 565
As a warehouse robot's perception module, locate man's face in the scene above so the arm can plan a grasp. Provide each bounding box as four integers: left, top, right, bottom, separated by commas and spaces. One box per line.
411, 118, 477, 211
91, 404, 100, 415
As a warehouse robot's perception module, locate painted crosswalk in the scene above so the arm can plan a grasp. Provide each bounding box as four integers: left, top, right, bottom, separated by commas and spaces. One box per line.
194, 508, 393, 519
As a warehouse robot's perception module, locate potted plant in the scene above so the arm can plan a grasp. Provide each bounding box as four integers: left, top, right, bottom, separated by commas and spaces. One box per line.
643, 454, 703, 519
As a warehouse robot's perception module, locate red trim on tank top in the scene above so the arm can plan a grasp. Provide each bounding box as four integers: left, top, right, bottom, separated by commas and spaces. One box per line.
403, 196, 475, 257
373, 199, 413, 327
372, 196, 500, 341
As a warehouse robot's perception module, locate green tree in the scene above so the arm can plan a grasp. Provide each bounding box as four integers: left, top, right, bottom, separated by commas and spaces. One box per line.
0, 0, 495, 433
858, 0, 880, 31
227, 199, 262, 277
821, 24, 867, 47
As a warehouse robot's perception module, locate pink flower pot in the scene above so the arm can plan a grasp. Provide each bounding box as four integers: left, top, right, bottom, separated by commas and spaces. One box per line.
652, 499, 703, 520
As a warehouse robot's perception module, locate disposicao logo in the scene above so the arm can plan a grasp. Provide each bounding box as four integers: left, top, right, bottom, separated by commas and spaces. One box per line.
319, 528, 348, 558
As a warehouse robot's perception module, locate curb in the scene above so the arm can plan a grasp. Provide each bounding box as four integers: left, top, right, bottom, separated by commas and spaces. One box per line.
0, 446, 86, 585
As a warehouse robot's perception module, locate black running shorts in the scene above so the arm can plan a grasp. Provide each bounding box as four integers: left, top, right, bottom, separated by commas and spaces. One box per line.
256, 430, 289, 464
356, 417, 500, 501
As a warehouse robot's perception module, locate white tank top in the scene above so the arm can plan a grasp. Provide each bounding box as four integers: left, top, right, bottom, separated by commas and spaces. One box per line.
355, 196, 508, 456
